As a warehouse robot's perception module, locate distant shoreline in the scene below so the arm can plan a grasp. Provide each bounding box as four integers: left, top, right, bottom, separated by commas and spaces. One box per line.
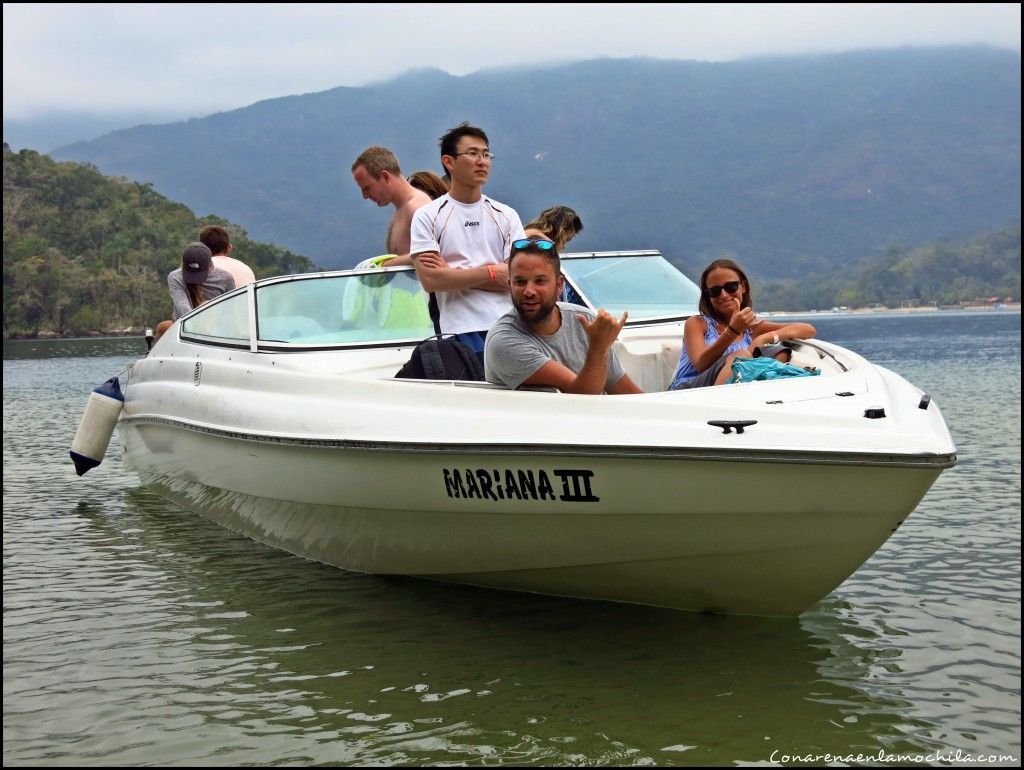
4, 328, 145, 341
763, 304, 1020, 318
3, 304, 1019, 341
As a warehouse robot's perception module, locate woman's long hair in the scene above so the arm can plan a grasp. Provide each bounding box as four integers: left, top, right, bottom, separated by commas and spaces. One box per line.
407, 170, 449, 201
525, 205, 583, 251
697, 258, 753, 319
186, 283, 203, 310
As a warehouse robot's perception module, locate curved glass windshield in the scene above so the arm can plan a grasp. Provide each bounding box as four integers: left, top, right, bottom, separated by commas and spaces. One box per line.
255, 270, 434, 345
561, 254, 701, 320
181, 256, 697, 348
180, 291, 249, 341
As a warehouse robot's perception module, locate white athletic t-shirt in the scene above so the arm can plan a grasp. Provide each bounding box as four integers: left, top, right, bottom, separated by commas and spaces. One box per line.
409, 194, 525, 335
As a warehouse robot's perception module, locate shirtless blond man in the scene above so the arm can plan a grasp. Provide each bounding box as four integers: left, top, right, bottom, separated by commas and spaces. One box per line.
351, 146, 431, 266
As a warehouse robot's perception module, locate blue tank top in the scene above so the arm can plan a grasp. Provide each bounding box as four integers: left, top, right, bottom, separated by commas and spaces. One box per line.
670, 315, 752, 389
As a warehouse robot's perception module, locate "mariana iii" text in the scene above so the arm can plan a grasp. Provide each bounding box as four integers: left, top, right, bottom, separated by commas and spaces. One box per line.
442, 468, 599, 503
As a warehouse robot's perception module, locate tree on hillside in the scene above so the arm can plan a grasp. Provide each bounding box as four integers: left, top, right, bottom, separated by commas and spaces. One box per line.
757, 224, 1020, 311
3, 145, 317, 336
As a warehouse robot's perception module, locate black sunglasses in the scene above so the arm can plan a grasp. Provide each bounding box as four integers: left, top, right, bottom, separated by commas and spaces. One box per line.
512, 238, 555, 251
705, 280, 742, 298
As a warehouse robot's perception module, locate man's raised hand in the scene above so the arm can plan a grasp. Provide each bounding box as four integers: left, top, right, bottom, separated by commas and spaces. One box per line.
578, 309, 629, 351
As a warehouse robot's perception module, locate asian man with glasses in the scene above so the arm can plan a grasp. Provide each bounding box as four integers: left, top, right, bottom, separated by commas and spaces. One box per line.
409, 122, 526, 367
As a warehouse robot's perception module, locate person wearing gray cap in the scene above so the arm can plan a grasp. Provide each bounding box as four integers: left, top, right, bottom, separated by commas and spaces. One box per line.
153, 242, 236, 343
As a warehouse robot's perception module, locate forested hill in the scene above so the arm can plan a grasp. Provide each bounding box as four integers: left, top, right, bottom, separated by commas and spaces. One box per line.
0, 145, 1016, 336
758, 223, 1020, 311
52, 47, 1021, 276
3, 145, 315, 337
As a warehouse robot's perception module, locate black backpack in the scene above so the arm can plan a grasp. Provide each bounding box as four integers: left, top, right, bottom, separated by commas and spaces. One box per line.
395, 335, 485, 381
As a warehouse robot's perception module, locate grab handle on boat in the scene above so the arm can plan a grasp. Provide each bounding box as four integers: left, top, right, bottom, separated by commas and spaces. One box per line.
708, 420, 757, 435
918, 394, 931, 410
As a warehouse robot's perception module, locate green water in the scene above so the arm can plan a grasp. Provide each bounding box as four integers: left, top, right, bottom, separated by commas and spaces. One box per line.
3, 312, 1020, 766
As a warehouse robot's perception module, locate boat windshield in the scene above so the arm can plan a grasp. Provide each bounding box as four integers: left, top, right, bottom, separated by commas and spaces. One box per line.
180, 253, 701, 349
181, 270, 435, 348
561, 254, 700, 320
254, 270, 435, 345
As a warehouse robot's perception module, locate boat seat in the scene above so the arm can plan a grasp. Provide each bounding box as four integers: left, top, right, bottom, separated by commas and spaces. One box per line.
615, 338, 851, 390
613, 341, 682, 392
258, 315, 326, 341
786, 342, 820, 369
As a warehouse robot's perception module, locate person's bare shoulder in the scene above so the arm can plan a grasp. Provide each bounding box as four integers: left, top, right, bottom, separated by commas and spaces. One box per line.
402, 189, 432, 214
389, 191, 433, 255
684, 314, 705, 334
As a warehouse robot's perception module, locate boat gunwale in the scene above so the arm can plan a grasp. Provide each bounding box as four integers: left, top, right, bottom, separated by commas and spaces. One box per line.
120, 414, 957, 469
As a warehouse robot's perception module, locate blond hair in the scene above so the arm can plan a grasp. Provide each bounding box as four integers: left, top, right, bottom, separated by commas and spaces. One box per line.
352, 146, 401, 178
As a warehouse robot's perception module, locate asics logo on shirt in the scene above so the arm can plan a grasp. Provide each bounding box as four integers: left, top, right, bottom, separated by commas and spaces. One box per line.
464, 220, 480, 227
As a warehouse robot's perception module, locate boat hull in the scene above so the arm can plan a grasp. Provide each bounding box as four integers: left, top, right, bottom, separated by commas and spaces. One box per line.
121, 419, 941, 615
115, 262, 957, 617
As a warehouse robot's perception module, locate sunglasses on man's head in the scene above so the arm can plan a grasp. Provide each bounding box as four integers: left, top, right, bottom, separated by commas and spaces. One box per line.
705, 280, 742, 298
512, 238, 555, 251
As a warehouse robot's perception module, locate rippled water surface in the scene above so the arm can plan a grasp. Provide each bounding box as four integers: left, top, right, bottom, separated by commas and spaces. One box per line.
4, 313, 1020, 766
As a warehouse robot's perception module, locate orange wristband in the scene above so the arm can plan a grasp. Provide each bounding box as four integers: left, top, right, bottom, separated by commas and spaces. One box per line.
487, 264, 497, 282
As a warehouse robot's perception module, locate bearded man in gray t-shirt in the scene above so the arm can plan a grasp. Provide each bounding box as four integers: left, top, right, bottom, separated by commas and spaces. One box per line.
483, 236, 643, 395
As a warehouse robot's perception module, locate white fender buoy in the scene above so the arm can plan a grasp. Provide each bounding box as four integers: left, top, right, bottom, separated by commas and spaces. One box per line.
70, 377, 124, 476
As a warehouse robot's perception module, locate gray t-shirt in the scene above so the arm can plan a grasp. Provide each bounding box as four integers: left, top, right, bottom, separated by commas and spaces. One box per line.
167, 267, 236, 319
484, 302, 627, 390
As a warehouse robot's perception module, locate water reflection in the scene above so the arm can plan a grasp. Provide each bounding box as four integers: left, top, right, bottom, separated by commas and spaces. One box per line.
7, 487, 945, 766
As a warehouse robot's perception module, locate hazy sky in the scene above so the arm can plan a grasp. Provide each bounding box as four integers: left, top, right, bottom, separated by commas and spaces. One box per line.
3, 2, 1021, 120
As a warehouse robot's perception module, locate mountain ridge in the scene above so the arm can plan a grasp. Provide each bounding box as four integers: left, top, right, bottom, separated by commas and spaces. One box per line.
2, 144, 1017, 337
47, 47, 1021, 275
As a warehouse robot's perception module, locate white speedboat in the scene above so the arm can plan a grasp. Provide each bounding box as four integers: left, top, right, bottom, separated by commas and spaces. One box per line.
115, 251, 956, 616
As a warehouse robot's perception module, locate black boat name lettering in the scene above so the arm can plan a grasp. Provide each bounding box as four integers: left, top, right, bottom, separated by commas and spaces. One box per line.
442, 468, 599, 502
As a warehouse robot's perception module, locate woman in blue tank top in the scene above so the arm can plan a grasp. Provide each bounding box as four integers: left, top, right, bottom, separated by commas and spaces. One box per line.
669, 259, 817, 390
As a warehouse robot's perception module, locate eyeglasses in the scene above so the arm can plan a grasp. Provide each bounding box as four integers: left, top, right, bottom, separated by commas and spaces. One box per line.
512, 238, 555, 251
452, 149, 495, 161
705, 280, 742, 298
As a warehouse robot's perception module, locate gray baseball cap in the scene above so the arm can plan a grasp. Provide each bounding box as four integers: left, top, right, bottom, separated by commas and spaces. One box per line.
182, 242, 213, 285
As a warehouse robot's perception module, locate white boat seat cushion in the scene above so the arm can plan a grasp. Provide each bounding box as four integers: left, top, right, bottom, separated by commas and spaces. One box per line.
612, 341, 682, 392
